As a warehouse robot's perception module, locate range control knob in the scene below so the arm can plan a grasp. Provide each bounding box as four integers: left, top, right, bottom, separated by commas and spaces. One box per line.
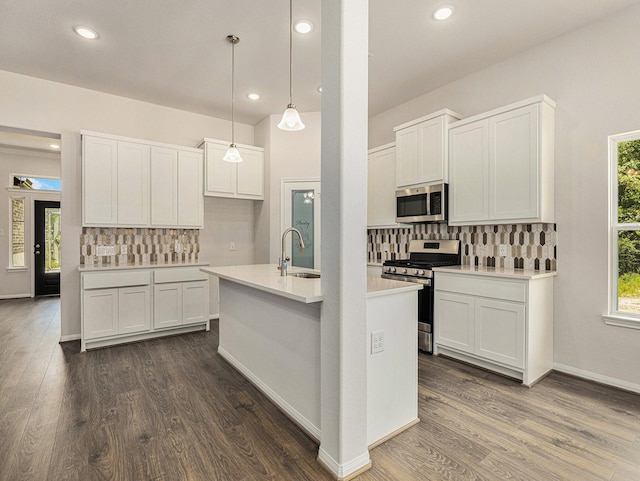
413, 269, 419, 275
391, 267, 396, 273
402, 268, 408, 274
419, 270, 425, 276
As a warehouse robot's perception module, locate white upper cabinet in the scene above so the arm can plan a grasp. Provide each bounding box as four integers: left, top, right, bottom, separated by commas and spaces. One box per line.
117, 141, 150, 226
150, 146, 204, 228
177, 150, 204, 227
201, 138, 264, 200
394, 109, 462, 188
448, 120, 490, 223
82, 131, 203, 228
237, 147, 264, 198
368, 143, 401, 228
83, 135, 118, 226
150, 146, 179, 226
448, 95, 555, 226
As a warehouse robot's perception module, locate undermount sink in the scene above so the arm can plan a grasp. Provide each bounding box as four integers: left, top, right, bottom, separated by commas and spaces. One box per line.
289, 272, 321, 279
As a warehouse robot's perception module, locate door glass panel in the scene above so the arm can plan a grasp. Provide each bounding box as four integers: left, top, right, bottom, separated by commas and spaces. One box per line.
618, 230, 640, 314
45, 207, 61, 272
291, 190, 314, 268
11, 197, 25, 267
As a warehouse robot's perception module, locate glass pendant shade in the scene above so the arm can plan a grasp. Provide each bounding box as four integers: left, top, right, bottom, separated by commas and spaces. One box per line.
223, 144, 243, 163
277, 104, 305, 131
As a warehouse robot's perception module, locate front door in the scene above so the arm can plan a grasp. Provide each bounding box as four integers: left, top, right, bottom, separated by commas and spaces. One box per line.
34, 200, 61, 296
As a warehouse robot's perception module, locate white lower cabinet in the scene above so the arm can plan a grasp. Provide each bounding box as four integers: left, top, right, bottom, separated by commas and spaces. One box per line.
434, 270, 553, 386
153, 267, 209, 329
83, 288, 119, 340
83, 285, 152, 340
153, 279, 209, 329
81, 266, 209, 351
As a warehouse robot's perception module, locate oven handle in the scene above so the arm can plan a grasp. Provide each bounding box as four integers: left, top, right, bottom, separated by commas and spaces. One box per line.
381, 273, 431, 286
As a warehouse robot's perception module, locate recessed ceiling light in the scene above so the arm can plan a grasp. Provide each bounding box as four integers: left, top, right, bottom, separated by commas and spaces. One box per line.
317, 86, 322, 93
49, 144, 60, 150
73, 26, 99, 39
247, 93, 260, 100
433, 6, 454, 21
294, 21, 313, 34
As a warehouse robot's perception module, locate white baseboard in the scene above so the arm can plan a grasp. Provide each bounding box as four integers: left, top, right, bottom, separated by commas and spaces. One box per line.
317, 448, 371, 480
209, 313, 219, 320
218, 346, 321, 440
0, 293, 31, 299
553, 362, 640, 394
59, 334, 81, 342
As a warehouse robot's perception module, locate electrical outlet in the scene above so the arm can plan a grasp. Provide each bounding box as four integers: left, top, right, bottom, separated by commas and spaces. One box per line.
0, 228, 4, 236
499, 244, 508, 257
230, 242, 236, 251
95, 246, 103, 256
105, 245, 116, 256
120, 244, 128, 255
175, 242, 182, 253
371, 330, 385, 354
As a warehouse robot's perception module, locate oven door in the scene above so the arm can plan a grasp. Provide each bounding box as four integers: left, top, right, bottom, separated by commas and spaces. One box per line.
417, 283, 434, 353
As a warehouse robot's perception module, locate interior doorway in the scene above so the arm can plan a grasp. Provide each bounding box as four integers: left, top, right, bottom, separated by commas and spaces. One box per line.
282, 179, 321, 270
34, 200, 61, 296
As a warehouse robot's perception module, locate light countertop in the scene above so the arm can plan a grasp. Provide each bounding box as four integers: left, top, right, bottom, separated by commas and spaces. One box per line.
432, 265, 557, 280
366, 276, 423, 298
78, 260, 210, 272
200, 264, 422, 304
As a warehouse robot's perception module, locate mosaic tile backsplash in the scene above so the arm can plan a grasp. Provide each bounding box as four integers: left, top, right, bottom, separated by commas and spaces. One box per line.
80, 228, 199, 266
368, 223, 557, 271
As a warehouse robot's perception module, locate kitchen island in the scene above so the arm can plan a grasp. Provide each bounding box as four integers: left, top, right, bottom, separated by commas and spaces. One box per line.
200, 264, 423, 447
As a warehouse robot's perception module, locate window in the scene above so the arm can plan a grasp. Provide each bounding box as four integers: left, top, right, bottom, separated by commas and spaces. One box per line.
10, 197, 25, 268
12, 175, 61, 191
605, 131, 640, 328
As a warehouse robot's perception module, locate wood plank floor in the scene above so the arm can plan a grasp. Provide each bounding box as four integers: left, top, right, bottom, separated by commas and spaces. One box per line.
1, 297, 639, 480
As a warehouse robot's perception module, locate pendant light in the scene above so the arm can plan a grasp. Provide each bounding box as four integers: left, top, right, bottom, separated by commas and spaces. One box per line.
223, 35, 243, 162
277, 0, 305, 131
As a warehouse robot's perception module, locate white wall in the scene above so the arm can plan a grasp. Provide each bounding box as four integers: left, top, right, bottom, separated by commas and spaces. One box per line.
254, 112, 321, 264
369, 4, 640, 388
0, 148, 60, 298
0, 70, 255, 339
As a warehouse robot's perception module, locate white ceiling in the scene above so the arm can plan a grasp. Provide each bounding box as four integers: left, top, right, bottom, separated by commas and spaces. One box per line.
0, 0, 639, 126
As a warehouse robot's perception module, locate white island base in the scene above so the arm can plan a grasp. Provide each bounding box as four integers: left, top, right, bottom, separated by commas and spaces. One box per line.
202, 264, 422, 448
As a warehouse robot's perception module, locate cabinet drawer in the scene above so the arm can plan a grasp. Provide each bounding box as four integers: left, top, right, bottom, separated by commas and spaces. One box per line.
83, 270, 151, 290
436, 273, 526, 303
154, 267, 208, 284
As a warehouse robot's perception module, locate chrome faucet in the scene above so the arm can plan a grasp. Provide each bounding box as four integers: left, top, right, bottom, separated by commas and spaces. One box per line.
280, 227, 305, 276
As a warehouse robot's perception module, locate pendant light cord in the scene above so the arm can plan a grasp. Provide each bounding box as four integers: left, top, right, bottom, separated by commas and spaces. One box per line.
231, 37, 236, 144
226, 35, 240, 145
288, 0, 293, 105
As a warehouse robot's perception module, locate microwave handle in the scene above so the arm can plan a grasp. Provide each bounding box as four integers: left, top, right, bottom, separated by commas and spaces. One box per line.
425, 187, 431, 216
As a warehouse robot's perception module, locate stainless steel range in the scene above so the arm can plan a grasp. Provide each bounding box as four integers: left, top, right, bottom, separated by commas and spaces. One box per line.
382, 239, 461, 353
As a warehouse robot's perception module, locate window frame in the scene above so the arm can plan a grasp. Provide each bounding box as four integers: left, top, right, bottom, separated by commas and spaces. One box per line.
604, 130, 640, 329
8, 195, 27, 270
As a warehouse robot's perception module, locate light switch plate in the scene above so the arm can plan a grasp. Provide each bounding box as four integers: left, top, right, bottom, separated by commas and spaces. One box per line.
0, 228, 4, 236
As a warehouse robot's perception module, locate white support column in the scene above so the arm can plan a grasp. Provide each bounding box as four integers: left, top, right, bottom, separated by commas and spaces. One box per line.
318, 0, 370, 479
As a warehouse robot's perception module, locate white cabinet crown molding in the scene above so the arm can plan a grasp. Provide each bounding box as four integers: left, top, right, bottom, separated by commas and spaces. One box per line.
393, 109, 463, 132
447, 95, 556, 130
81, 130, 203, 154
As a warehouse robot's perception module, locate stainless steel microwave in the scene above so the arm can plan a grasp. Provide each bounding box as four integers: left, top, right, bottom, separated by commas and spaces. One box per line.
396, 183, 448, 223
